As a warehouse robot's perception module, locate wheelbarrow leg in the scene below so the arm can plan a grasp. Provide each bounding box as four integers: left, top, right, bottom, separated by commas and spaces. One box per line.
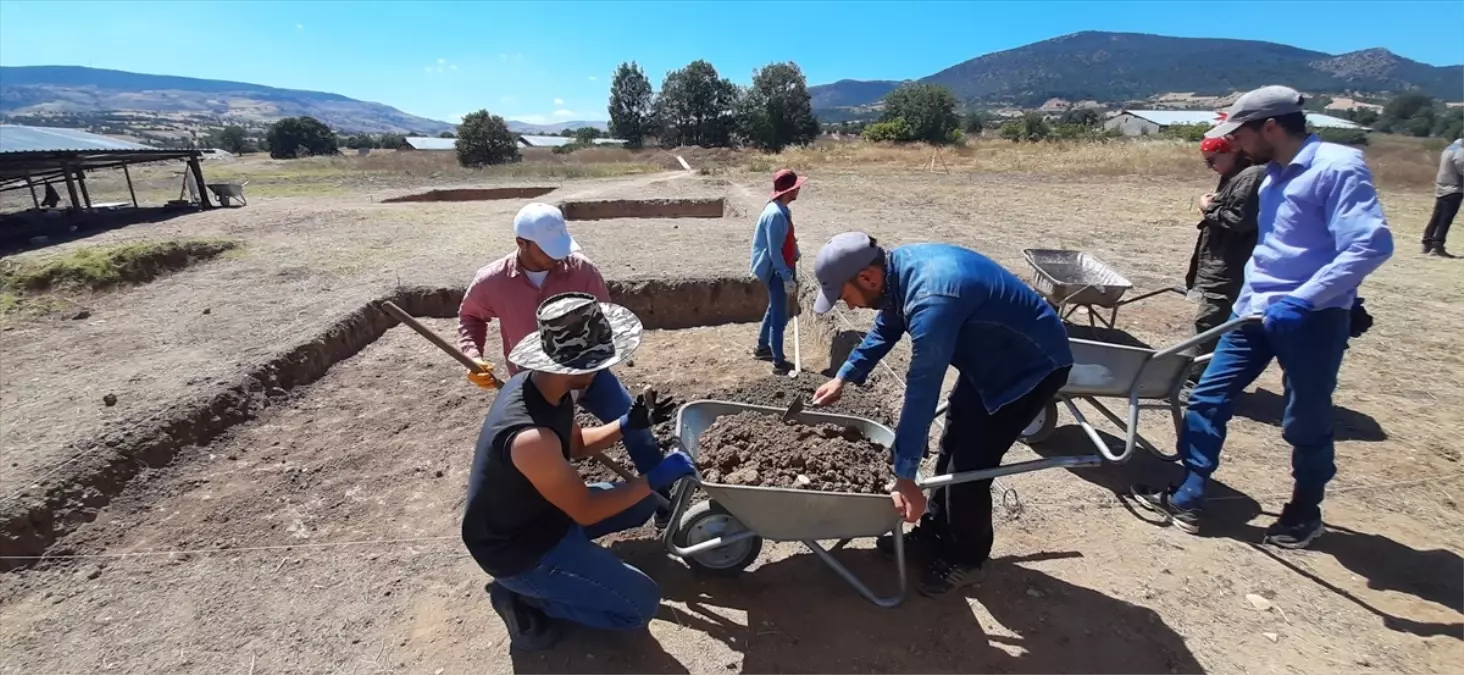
803, 528, 907, 608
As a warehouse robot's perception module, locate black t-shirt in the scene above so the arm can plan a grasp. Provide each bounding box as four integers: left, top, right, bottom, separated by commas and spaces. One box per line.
461, 372, 575, 577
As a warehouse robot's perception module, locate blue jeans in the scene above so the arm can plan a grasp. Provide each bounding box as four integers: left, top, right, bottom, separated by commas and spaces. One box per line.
1174, 309, 1351, 516
757, 273, 788, 362
580, 370, 662, 474
494, 485, 661, 630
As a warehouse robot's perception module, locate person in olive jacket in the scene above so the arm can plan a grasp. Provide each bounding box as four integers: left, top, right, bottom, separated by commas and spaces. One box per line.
1184, 136, 1264, 384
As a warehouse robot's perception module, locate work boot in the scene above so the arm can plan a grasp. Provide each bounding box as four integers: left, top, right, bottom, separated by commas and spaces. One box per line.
1422, 242, 1434, 254
1427, 247, 1457, 259
771, 360, 794, 375
1130, 484, 1202, 534
876, 524, 938, 560
1263, 503, 1324, 549
918, 556, 987, 597
488, 583, 560, 651
753, 346, 774, 362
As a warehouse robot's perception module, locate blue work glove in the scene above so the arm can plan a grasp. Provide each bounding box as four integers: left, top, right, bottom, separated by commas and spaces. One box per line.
646, 451, 696, 491
1263, 296, 1314, 334
619, 390, 678, 430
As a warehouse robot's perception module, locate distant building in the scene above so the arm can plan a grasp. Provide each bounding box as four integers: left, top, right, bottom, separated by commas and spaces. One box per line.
1104, 109, 1368, 136
402, 137, 455, 151
517, 135, 627, 148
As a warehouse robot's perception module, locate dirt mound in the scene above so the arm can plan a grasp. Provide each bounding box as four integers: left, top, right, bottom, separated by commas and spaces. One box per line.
696, 411, 890, 494
713, 372, 892, 424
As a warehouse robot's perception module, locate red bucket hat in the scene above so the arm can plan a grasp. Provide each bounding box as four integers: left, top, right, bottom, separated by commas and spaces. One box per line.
769, 169, 806, 200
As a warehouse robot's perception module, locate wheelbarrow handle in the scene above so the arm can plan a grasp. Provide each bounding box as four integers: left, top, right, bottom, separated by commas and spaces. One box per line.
915, 455, 1102, 489
1116, 286, 1187, 306
1151, 314, 1262, 360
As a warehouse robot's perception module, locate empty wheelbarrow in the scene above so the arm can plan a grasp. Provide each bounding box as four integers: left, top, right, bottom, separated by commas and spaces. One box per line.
1023, 248, 1180, 328
662, 400, 1101, 608
939, 315, 1262, 463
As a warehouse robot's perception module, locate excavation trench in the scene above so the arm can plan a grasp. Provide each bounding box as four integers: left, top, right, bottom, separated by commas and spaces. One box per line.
0, 275, 806, 568
380, 187, 557, 203
560, 198, 725, 221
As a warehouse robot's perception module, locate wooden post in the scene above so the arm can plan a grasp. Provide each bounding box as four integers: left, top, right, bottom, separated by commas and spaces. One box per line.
187, 156, 212, 209
76, 170, 93, 209
62, 165, 81, 211
123, 164, 138, 207
25, 176, 39, 209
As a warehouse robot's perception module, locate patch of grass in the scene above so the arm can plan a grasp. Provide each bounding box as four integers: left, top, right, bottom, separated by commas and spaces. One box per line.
0, 239, 240, 296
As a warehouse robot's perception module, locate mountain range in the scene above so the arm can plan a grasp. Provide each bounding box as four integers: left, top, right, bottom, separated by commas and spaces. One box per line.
809, 31, 1464, 111
0, 66, 454, 134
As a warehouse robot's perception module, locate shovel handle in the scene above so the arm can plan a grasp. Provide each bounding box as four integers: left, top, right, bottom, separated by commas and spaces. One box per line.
381, 300, 502, 387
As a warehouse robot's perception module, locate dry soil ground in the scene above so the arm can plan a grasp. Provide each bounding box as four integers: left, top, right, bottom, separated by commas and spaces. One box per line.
1, 147, 1461, 674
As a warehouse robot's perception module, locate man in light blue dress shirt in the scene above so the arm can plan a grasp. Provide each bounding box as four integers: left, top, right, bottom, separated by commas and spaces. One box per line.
1133, 86, 1394, 549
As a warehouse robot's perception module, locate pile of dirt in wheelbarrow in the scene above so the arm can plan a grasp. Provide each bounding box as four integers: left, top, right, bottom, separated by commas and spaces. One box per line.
696, 411, 890, 494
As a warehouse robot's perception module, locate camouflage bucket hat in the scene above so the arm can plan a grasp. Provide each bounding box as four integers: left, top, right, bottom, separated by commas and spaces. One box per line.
508, 292, 643, 375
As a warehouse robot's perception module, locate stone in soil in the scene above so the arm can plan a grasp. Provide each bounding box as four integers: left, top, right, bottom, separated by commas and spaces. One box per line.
696, 411, 890, 494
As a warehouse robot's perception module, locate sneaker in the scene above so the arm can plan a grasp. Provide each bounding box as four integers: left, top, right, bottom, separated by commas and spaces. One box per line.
917, 556, 987, 597
771, 360, 794, 374
1422, 243, 1434, 254
1130, 484, 1202, 534
753, 346, 774, 362
876, 525, 938, 559
1427, 248, 1457, 259
653, 507, 672, 530
488, 583, 560, 651
1263, 503, 1324, 549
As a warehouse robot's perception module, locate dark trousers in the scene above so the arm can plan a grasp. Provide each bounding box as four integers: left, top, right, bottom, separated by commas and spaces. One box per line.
1188, 291, 1236, 383
1423, 193, 1461, 249
923, 365, 1071, 565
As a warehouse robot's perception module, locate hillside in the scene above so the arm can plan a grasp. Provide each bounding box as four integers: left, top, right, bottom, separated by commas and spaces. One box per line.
506, 120, 609, 134
0, 66, 454, 135
810, 31, 1464, 111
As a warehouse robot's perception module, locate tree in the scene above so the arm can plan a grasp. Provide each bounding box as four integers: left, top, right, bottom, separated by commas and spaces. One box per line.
456, 110, 520, 167
1376, 92, 1437, 137
862, 118, 915, 143
608, 62, 656, 148
737, 62, 820, 152
215, 125, 250, 154
963, 111, 993, 135
999, 113, 1052, 142
438, 131, 456, 138
573, 126, 602, 143
1437, 108, 1464, 141
379, 133, 409, 150
655, 60, 739, 148
1059, 107, 1102, 129
266, 116, 338, 159
880, 83, 960, 145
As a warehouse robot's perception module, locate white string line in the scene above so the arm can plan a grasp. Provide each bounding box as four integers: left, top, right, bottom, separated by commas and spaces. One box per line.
7, 472, 1457, 563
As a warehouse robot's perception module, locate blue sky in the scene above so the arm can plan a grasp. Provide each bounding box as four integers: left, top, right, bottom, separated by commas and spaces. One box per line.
1, 0, 1461, 125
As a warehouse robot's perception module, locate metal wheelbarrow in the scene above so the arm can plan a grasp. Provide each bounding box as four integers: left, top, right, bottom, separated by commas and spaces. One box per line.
206, 181, 249, 207
1023, 249, 1178, 329
662, 400, 1101, 608
986, 315, 1262, 463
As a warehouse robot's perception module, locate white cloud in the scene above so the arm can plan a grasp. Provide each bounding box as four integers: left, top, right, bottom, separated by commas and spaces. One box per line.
552, 109, 574, 119
587, 76, 597, 82
296, 23, 303, 30
437, 58, 446, 65
424, 66, 432, 73
449, 64, 458, 71
553, 98, 564, 106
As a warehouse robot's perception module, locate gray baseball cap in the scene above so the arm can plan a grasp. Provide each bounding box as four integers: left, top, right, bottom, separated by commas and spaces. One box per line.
813, 232, 882, 314
1205, 85, 1306, 139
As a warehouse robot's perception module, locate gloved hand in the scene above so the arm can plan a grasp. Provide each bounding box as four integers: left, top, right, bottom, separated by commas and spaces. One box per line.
1262, 296, 1314, 334
466, 359, 500, 390
646, 451, 696, 491
622, 390, 678, 430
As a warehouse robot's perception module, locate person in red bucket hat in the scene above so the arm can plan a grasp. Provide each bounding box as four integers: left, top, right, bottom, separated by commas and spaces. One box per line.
748, 169, 806, 373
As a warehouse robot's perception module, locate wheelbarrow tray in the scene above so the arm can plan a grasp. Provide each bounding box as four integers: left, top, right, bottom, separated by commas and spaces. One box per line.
675, 400, 901, 541
1023, 248, 1133, 308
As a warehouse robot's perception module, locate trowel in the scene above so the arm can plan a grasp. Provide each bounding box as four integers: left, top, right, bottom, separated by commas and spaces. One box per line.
781, 396, 805, 422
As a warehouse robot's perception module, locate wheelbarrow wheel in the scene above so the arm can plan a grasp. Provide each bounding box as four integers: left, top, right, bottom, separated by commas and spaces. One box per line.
672, 500, 762, 576
1019, 399, 1059, 444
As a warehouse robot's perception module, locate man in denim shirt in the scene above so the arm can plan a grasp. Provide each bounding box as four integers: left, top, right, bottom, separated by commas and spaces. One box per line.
1133, 86, 1394, 548
810, 232, 1072, 596
749, 169, 804, 373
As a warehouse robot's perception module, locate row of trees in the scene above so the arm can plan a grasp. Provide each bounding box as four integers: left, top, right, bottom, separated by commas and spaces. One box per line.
206, 119, 454, 158
607, 60, 819, 152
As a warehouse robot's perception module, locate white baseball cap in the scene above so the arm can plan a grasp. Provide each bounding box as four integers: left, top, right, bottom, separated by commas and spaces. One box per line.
513, 202, 580, 260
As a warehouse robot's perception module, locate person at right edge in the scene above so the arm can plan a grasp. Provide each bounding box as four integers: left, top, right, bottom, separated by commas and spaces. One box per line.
808, 232, 1073, 597
1421, 136, 1462, 258
1184, 135, 1263, 388
1133, 86, 1394, 549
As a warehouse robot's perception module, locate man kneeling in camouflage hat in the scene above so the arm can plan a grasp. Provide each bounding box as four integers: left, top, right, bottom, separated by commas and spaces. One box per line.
461, 292, 695, 650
